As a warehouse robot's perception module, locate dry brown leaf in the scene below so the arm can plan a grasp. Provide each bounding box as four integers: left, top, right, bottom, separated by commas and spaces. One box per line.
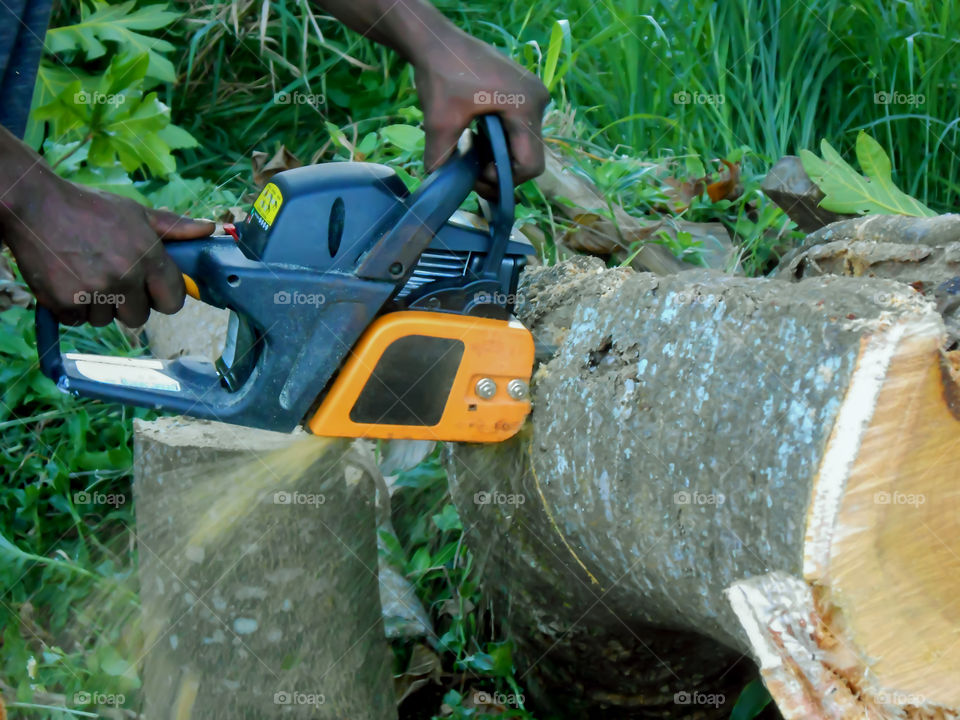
218, 206, 248, 224
706, 158, 743, 202
393, 643, 443, 706
535, 148, 688, 274
663, 175, 707, 212
251, 145, 302, 187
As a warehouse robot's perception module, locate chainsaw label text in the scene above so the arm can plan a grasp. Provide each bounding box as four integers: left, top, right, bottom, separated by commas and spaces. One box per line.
253, 182, 284, 227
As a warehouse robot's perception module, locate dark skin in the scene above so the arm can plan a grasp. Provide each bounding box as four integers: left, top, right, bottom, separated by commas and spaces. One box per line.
0, 0, 548, 328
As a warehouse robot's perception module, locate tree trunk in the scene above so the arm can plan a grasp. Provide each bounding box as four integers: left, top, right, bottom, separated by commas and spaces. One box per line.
134, 418, 396, 720
449, 257, 960, 719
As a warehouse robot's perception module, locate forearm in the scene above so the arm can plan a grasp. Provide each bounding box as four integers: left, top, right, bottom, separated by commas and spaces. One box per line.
311, 0, 468, 65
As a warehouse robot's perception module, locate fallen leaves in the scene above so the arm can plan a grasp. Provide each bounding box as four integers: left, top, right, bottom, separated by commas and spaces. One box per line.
663, 157, 743, 212
251, 145, 302, 187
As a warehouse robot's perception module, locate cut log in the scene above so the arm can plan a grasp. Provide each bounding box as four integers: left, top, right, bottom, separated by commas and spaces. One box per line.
449, 257, 960, 719
134, 418, 396, 720
777, 213, 960, 345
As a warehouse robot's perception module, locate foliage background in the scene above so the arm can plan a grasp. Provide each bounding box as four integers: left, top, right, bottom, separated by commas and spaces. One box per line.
0, 0, 957, 717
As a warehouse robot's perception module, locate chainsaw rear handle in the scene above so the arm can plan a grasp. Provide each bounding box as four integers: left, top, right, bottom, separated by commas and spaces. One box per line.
35, 236, 395, 429
33, 114, 516, 429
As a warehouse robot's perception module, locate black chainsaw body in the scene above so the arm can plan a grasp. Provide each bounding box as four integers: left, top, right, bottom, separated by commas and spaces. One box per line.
36, 116, 533, 431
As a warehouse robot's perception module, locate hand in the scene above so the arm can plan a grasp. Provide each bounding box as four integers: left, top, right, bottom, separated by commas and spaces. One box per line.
1, 167, 213, 328
413, 33, 549, 195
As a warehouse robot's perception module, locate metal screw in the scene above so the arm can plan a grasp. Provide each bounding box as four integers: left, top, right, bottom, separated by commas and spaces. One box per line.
389, 261, 403, 276
475, 378, 497, 399
507, 379, 529, 400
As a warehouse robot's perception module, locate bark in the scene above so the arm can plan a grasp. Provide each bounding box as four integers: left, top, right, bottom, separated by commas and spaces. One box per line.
449, 257, 960, 719
133, 418, 396, 720
777, 213, 960, 346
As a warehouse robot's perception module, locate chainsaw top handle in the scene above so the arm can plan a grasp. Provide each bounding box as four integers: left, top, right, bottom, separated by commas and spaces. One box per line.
354, 114, 513, 284
33, 114, 517, 431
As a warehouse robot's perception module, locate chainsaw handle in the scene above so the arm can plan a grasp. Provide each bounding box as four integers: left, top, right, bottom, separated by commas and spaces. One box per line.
33, 236, 242, 413
476, 114, 515, 279
356, 114, 513, 283
33, 236, 392, 431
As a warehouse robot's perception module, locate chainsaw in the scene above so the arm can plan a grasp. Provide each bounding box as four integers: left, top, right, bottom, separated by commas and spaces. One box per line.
35, 115, 535, 442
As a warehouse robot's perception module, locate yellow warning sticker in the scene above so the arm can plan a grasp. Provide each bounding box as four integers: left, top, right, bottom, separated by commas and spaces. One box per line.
253, 182, 283, 226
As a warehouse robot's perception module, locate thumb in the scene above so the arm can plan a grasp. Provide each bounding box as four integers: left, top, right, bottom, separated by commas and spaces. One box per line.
146, 208, 216, 240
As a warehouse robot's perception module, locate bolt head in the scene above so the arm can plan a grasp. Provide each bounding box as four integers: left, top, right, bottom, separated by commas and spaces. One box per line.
475, 378, 497, 399
507, 379, 529, 400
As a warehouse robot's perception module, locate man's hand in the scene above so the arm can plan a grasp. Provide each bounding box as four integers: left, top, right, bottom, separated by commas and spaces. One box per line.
314, 0, 549, 193
413, 33, 549, 194
0, 128, 213, 327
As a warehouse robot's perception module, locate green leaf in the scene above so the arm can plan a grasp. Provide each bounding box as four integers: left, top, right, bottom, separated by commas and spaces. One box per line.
485, 641, 514, 677
408, 546, 432, 575
156, 124, 199, 150
542, 19, 571, 90
729, 679, 772, 720
146, 173, 237, 214
380, 124, 425, 153
67, 166, 148, 204
99, 646, 131, 676
102, 52, 149, 95
44, 1, 180, 82
800, 132, 935, 217
432, 504, 463, 532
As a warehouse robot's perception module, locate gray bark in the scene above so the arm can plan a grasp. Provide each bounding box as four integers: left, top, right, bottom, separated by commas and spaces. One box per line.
134, 419, 395, 720
448, 257, 934, 719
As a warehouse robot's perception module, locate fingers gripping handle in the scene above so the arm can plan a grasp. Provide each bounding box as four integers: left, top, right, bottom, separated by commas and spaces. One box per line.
33, 237, 242, 410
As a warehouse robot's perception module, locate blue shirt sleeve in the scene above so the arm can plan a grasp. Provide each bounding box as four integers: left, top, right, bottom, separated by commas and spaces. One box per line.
0, 0, 54, 138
